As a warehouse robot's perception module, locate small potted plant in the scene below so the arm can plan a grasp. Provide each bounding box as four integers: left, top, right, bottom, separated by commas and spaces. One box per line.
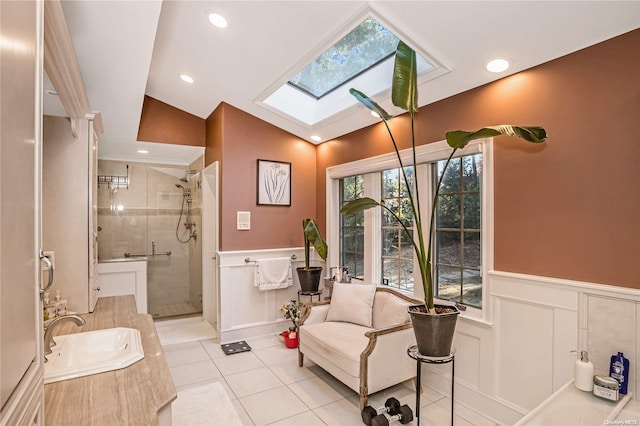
280, 299, 304, 348
295, 218, 328, 292
341, 41, 547, 356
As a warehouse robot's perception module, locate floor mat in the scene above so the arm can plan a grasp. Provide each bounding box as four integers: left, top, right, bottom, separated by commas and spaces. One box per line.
172, 381, 242, 426
156, 319, 217, 345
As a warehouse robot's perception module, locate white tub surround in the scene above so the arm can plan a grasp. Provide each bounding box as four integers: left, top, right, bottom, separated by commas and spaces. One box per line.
96, 260, 147, 313
216, 248, 324, 343
514, 379, 632, 425
420, 270, 640, 425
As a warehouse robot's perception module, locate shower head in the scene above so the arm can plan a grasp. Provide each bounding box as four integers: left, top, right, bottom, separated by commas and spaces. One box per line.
175, 183, 191, 196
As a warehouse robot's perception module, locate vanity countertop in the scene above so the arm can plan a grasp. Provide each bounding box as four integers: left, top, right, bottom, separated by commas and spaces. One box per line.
44, 296, 177, 425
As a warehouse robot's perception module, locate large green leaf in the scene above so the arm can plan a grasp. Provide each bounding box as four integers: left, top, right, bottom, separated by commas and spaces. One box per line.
349, 89, 393, 120
339, 197, 381, 215
445, 126, 547, 149
303, 219, 327, 261
391, 41, 418, 113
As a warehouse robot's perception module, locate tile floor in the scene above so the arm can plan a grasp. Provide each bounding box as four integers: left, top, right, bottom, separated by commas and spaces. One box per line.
163, 333, 500, 426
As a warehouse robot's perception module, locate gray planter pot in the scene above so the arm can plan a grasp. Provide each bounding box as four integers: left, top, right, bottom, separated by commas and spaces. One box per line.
408, 304, 460, 357
296, 267, 323, 292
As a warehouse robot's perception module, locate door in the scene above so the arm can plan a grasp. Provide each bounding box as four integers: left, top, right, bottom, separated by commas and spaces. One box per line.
201, 162, 219, 330
88, 119, 99, 311
0, 0, 44, 424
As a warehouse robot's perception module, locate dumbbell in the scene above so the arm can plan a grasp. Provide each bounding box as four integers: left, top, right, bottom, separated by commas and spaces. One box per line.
371, 404, 413, 426
361, 397, 401, 425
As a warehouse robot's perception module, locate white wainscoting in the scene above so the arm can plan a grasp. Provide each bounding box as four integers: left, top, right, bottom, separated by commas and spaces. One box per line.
96, 260, 147, 313
420, 270, 640, 425
216, 248, 326, 343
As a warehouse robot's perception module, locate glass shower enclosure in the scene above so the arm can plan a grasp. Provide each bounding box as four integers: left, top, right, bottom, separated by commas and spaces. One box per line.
97, 159, 203, 319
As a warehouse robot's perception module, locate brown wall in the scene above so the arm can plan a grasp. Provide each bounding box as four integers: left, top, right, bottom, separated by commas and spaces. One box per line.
138, 95, 206, 147
317, 29, 640, 289
210, 103, 317, 251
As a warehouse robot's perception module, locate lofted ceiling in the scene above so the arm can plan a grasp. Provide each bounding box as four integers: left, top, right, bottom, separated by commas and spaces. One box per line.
44, 1, 640, 165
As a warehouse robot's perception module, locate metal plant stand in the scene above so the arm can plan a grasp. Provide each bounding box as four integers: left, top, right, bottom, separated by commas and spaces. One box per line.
407, 345, 455, 426
297, 290, 322, 303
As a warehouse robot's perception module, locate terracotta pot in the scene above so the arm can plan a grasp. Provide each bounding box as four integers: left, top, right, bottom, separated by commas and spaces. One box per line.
296, 267, 322, 292
283, 331, 298, 349
408, 304, 459, 357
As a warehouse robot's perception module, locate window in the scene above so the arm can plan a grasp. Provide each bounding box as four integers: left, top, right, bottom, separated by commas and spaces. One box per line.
262, 15, 442, 127
381, 167, 414, 291
288, 18, 399, 99
339, 175, 364, 279
327, 139, 489, 317
434, 154, 482, 308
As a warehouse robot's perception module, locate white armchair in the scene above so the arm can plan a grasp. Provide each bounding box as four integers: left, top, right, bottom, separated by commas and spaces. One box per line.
298, 284, 421, 410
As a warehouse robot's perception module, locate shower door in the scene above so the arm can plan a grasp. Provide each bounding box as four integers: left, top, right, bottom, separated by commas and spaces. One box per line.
146, 166, 203, 319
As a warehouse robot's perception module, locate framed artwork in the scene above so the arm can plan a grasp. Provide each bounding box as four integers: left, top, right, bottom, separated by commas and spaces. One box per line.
257, 159, 291, 206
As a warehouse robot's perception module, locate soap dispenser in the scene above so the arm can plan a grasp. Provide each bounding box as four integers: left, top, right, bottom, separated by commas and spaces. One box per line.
573, 350, 594, 391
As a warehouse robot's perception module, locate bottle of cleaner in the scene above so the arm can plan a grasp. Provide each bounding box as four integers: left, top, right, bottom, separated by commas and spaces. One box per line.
573, 350, 594, 391
609, 352, 629, 394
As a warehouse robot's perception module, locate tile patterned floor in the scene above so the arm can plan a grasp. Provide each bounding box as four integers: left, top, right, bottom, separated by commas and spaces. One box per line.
162, 333, 500, 426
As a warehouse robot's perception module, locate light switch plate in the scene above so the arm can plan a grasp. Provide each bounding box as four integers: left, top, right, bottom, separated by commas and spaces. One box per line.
237, 211, 250, 230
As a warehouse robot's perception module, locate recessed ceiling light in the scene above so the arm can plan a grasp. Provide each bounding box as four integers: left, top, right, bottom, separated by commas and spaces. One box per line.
310, 135, 322, 142
208, 13, 228, 28
137, 150, 148, 154
486, 58, 510, 73
180, 74, 194, 84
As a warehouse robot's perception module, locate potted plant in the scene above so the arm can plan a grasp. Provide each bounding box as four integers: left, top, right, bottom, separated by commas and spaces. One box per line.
280, 299, 304, 348
296, 218, 328, 292
341, 41, 547, 357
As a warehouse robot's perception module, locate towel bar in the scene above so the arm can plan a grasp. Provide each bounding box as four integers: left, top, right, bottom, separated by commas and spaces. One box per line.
244, 254, 297, 263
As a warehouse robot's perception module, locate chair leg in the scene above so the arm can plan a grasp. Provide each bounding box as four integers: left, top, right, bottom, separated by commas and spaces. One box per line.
359, 387, 368, 411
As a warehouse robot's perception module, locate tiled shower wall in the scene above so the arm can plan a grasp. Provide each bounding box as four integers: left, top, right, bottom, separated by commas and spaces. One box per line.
97, 158, 203, 318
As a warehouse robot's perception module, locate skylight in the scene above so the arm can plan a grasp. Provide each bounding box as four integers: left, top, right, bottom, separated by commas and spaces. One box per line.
288, 18, 399, 99
260, 16, 445, 130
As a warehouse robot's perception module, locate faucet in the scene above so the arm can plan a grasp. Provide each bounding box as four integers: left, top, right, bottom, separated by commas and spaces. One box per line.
44, 314, 86, 360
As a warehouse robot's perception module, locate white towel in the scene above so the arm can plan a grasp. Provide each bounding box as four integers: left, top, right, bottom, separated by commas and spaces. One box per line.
253, 257, 292, 291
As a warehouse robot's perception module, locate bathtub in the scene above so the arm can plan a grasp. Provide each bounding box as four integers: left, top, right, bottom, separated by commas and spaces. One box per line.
515, 379, 632, 425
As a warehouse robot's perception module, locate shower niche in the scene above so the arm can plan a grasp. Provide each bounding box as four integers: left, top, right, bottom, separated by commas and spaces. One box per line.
97, 159, 203, 319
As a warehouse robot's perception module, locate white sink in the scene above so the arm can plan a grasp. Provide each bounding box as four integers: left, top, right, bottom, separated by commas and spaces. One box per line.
44, 327, 144, 384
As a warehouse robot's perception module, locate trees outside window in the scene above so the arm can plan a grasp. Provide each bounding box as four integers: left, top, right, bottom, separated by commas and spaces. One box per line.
339, 175, 364, 279
381, 167, 414, 291
434, 154, 482, 307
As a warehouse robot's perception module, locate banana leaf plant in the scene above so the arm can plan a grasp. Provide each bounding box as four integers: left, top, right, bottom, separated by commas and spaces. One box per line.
302, 218, 327, 269
340, 41, 547, 313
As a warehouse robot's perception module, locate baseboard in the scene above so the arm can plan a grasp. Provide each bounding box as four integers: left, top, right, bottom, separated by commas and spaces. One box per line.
421, 364, 526, 425
220, 321, 285, 344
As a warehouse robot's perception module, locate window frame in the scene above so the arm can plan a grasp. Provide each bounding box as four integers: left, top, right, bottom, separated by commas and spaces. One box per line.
326, 138, 493, 322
